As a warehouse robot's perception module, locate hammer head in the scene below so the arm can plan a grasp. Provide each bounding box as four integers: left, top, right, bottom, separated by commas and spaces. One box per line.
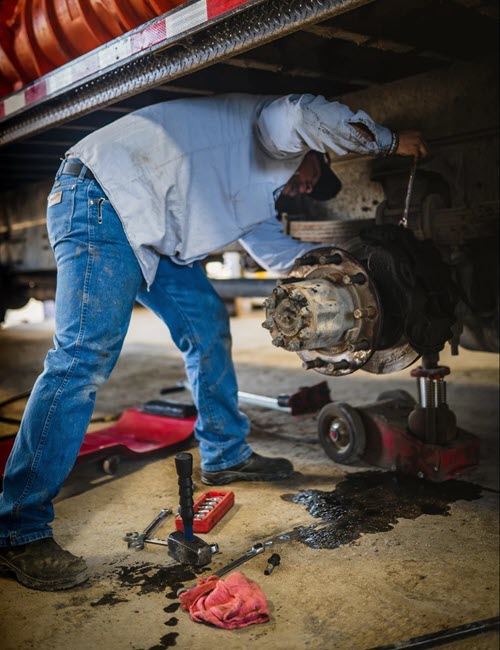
167, 530, 219, 567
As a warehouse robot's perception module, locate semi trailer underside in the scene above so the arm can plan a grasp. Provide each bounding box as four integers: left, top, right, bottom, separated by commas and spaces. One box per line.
0, 0, 498, 361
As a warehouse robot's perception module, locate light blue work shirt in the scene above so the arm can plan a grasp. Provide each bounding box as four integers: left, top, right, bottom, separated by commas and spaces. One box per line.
68, 93, 392, 286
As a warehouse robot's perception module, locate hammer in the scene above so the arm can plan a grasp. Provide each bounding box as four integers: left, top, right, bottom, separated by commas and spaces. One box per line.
167, 453, 219, 567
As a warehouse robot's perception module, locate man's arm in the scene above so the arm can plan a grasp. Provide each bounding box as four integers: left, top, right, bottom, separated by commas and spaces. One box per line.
255, 94, 427, 160
255, 94, 392, 158
239, 217, 318, 275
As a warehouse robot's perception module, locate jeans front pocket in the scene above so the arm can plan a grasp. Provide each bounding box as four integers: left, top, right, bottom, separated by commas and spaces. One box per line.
46, 181, 77, 248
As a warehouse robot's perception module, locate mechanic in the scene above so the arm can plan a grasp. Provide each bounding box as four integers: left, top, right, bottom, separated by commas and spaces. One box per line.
0, 93, 427, 591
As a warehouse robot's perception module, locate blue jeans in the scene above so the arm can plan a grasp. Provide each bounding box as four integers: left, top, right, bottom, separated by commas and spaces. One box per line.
0, 162, 251, 547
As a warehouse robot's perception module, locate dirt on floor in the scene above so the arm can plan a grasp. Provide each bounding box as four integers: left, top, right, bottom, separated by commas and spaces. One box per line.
0, 306, 498, 650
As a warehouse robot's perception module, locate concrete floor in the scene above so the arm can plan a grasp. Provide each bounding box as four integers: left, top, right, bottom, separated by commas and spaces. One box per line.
0, 305, 498, 650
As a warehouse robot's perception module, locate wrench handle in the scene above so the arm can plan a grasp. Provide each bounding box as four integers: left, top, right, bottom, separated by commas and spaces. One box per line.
400, 160, 417, 228
142, 508, 171, 538
213, 542, 265, 577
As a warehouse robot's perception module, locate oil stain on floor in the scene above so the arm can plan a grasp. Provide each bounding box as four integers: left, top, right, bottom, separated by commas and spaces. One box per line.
283, 470, 484, 549
113, 562, 205, 597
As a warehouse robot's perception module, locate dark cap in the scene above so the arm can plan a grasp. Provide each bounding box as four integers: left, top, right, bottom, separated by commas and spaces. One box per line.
309, 151, 342, 201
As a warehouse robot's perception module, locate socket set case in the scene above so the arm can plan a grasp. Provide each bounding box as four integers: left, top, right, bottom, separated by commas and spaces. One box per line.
175, 490, 234, 533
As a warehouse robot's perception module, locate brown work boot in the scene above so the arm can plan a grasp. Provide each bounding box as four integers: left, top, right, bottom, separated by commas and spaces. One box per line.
0, 537, 89, 591
201, 452, 294, 485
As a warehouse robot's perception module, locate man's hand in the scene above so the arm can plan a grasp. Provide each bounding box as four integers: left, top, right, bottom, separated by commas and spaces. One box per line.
396, 130, 429, 159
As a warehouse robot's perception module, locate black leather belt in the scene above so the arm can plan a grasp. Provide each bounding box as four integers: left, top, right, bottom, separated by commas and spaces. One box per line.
60, 160, 95, 180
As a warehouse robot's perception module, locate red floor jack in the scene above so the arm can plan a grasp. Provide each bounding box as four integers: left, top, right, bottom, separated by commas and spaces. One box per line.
317, 355, 480, 481
0, 396, 196, 478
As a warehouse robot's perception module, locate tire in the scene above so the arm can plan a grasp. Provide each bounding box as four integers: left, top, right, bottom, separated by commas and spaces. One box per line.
376, 389, 416, 407
318, 402, 366, 465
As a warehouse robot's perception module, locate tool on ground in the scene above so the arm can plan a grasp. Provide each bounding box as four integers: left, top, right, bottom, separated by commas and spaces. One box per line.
161, 380, 331, 417
177, 541, 267, 596
238, 381, 331, 416
124, 508, 172, 550
167, 452, 219, 567
365, 615, 499, 650
400, 159, 417, 228
213, 542, 266, 578
264, 553, 281, 575
175, 490, 234, 534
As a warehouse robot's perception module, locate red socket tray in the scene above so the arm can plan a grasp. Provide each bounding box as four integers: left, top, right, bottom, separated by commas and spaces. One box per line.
175, 490, 234, 534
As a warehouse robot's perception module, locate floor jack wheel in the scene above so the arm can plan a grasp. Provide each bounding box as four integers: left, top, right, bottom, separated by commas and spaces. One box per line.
101, 454, 121, 475
318, 402, 366, 465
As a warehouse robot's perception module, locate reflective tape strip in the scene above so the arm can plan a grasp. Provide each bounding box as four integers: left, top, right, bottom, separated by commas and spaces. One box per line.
98, 37, 133, 69
131, 20, 167, 50
25, 81, 47, 104
165, 1, 208, 37
207, 0, 248, 19
0, 0, 252, 121
4, 93, 26, 117
47, 67, 74, 95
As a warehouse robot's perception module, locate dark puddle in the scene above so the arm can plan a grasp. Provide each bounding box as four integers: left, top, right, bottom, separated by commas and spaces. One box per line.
112, 562, 208, 597
283, 470, 484, 549
143, 632, 179, 649
111, 563, 209, 650
164, 603, 180, 613
90, 591, 129, 607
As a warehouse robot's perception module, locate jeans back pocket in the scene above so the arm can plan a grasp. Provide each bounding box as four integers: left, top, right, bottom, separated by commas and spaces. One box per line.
46, 181, 77, 247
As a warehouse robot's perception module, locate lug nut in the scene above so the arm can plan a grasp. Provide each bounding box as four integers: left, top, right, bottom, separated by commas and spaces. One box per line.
342, 273, 366, 285
350, 273, 366, 285
299, 328, 312, 340
263, 297, 275, 309
300, 255, 317, 266
348, 339, 371, 352
318, 253, 342, 265
288, 341, 301, 351
353, 306, 377, 319
302, 358, 326, 370
272, 337, 285, 348
325, 360, 350, 372
261, 320, 273, 330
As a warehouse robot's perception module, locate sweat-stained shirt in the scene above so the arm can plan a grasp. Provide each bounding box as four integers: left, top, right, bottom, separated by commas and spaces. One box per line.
68, 93, 392, 287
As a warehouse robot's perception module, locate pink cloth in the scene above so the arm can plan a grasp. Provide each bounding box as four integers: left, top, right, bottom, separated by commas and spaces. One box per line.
179, 571, 270, 629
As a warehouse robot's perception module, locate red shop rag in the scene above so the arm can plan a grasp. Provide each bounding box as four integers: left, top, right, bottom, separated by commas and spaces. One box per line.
179, 571, 270, 629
